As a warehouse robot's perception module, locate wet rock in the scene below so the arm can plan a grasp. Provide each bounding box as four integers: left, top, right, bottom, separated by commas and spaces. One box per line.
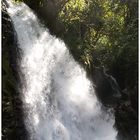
115, 102, 138, 140
91, 66, 121, 106
2, 1, 28, 139
115, 85, 138, 140
91, 66, 138, 140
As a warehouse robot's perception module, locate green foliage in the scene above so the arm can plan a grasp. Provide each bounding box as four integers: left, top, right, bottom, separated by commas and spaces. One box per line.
57, 0, 129, 68
59, 0, 87, 23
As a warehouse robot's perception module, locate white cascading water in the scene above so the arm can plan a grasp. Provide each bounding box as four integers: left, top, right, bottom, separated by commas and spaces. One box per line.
7, 1, 118, 140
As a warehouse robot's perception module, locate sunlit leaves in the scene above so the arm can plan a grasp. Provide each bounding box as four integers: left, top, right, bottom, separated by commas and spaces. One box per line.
59, 0, 87, 24
58, 0, 129, 68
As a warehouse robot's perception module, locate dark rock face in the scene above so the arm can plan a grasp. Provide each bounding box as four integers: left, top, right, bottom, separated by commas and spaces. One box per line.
2, 1, 28, 139
91, 66, 138, 140
23, 0, 67, 35
115, 87, 138, 140
115, 102, 138, 140
91, 66, 121, 106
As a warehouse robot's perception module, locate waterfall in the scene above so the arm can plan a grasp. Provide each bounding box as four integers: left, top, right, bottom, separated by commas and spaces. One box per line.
7, 1, 117, 140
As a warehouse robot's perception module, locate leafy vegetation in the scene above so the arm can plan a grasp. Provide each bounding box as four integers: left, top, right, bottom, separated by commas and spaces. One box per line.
57, 0, 137, 72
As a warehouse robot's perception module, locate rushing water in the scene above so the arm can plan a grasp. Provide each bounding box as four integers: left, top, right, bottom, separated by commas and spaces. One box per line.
7, 1, 117, 140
